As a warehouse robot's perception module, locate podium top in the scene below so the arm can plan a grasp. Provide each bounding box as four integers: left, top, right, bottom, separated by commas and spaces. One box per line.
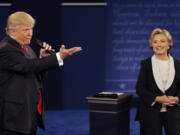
87, 92, 132, 104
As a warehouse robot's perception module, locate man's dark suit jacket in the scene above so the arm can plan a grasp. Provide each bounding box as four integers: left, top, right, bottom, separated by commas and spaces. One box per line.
136, 57, 180, 121
0, 36, 60, 134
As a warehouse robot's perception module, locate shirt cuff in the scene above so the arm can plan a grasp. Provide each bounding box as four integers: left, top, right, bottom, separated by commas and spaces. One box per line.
151, 101, 156, 106
56, 53, 63, 66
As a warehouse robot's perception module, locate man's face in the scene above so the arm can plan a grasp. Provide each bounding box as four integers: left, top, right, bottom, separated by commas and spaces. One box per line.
12, 24, 33, 46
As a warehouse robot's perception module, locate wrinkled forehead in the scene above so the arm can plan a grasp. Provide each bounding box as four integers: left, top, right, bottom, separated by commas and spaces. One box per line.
10, 24, 34, 31
153, 33, 168, 40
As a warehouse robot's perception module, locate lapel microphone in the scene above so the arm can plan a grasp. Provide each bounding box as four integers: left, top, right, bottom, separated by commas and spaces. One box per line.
34, 39, 56, 54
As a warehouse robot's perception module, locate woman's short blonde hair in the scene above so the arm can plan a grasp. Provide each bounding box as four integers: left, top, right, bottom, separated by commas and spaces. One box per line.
149, 28, 173, 47
6, 11, 36, 30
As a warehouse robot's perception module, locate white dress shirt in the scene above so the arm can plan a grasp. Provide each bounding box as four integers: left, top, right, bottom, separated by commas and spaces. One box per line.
151, 55, 175, 112
56, 53, 63, 66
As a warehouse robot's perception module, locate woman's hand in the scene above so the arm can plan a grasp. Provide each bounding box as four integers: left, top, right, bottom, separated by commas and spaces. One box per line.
155, 96, 179, 106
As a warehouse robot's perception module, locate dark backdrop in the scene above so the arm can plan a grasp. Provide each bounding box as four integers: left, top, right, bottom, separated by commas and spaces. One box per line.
2, 0, 180, 109
105, 0, 180, 96
0, 0, 106, 109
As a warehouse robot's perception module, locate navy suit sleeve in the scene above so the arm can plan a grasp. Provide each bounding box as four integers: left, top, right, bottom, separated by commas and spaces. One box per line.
136, 60, 159, 106
174, 59, 180, 104
0, 46, 59, 74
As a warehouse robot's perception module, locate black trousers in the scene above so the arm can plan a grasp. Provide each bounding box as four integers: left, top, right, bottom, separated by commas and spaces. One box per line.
0, 112, 38, 135
0, 128, 37, 135
140, 109, 180, 135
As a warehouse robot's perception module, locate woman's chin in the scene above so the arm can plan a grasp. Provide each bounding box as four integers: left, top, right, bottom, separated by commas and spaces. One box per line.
155, 52, 167, 55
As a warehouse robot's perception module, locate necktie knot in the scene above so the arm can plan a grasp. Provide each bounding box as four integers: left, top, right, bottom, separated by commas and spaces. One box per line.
22, 46, 29, 54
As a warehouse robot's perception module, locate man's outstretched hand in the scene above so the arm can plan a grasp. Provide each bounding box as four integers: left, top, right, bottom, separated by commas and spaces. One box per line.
59, 45, 82, 59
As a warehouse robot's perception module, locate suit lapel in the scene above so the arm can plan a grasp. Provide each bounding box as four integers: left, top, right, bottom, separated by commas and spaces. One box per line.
25, 46, 37, 59
5, 36, 37, 59
173, 59, 179, 85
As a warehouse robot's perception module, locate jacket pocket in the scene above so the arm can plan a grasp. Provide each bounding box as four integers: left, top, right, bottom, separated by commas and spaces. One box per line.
4, 96, 24, 104
0, 98, 3, 118
4, 96, 24, 119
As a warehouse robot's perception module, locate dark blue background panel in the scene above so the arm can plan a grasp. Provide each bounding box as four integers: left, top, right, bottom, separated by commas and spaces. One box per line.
0, 6, 11, 39
61, 6, 106, 109
3, 0, 106, 109
105, 0, 180, 95
3, 0, 180, 109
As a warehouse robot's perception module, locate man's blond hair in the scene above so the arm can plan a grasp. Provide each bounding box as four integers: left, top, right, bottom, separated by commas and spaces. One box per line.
6, 11, 35, 30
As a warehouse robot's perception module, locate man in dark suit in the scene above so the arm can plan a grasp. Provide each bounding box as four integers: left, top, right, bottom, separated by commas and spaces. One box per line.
0, 11, 82, 135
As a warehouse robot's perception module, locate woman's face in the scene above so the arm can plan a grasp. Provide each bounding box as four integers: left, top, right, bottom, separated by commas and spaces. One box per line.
151, 34, 170, 56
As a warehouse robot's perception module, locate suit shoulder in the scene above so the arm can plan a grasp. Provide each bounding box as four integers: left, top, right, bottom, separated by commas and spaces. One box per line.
173, 58, 180, 67
0, 37, 19, 52
140, 57, 151, 65
0, 42, 12, 52
0, 37, 10, 48
173, 58, 180, 63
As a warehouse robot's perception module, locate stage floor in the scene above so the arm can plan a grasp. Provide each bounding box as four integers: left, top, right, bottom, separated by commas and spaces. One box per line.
37, 108, 139, 135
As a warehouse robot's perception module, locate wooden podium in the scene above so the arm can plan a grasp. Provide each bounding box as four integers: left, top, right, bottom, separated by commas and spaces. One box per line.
87, 92, 132, 135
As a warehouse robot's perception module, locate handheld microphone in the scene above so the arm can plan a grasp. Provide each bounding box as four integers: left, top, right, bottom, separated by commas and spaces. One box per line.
35, 39, 56, 54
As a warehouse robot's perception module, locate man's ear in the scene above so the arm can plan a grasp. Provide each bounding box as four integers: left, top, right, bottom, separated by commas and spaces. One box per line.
8, 29, 16, 36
